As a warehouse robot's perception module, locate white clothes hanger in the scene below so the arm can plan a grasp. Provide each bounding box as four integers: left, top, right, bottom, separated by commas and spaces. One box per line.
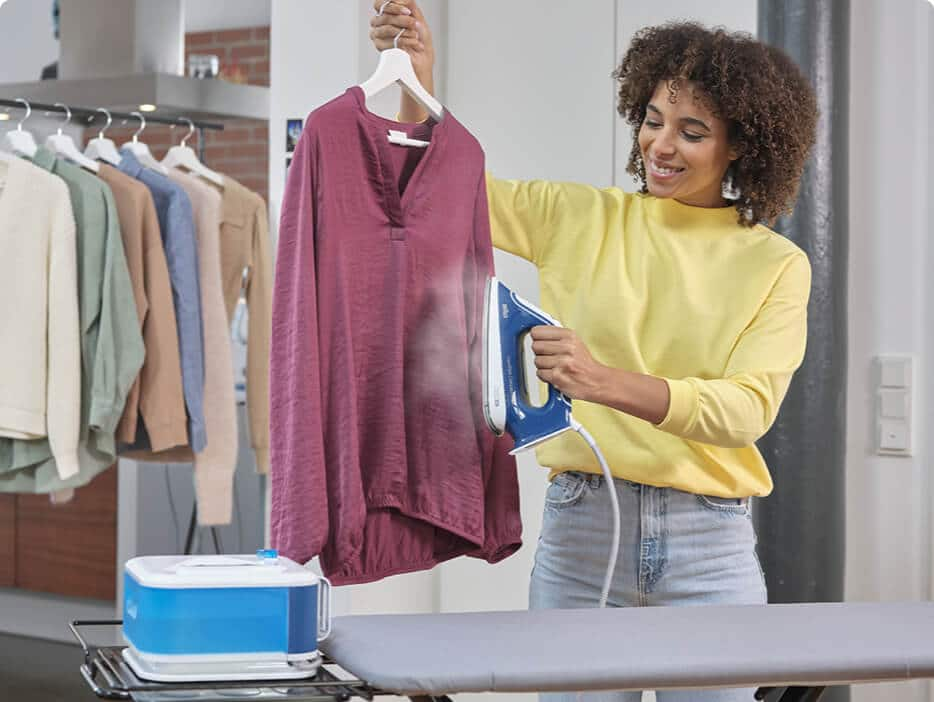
359, 1, 443, 125
162, 118, 224, 186
3, 98, 38, 158
121, 111, 170, 176
46, 103, 100, 173
84, 108, 122, 166
386, 128, 430, 148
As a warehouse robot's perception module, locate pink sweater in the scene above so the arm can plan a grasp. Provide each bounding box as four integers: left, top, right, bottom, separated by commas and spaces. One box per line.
165, 170, 238, 526
270, 87, 521, 584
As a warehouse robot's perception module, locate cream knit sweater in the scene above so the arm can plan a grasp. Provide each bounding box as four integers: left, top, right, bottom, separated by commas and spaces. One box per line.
0, 156, 81, 478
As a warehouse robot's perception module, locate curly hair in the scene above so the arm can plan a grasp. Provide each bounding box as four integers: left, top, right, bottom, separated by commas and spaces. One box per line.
614, 22, 818, 226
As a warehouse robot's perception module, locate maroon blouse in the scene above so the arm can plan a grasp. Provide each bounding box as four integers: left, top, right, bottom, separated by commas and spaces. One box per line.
270, 87, 521, 584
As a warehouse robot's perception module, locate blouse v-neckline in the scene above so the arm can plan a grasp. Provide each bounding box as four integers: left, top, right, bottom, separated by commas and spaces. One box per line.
347, 85, 447, 225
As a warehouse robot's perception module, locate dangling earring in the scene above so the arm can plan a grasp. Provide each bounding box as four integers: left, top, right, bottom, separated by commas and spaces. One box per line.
721, 166, 741, 201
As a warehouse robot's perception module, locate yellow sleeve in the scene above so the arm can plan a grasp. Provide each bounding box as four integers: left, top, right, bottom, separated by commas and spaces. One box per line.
485, 173, 559, 266
656, 252, 812, 448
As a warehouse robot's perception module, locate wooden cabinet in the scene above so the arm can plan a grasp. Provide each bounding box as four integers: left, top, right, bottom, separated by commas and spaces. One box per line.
0, 467, 116, 601
0, 495, 14, 587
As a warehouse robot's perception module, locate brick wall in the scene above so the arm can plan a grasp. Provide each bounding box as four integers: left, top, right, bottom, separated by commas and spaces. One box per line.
88, 26, 270, 203
187, 26, 271, 88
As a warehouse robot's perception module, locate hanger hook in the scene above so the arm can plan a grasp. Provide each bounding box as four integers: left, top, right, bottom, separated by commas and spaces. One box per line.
180, 118, 195, 148
130, 111, 146, 142
376, 2, 405, 48
95, 108, 113, 140
14, 98, 31, 132
53, 102, 71, 136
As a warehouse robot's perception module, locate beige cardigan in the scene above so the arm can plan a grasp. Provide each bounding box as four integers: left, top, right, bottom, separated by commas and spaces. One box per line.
0, 156, 81, 478
219, 177, 272, 474
97, 164, 188, 451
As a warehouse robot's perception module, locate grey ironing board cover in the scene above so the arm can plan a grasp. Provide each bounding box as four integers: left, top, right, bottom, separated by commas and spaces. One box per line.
320, 602, 934, 694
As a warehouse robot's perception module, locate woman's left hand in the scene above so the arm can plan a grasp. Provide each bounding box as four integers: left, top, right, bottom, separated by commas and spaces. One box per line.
531, 326, 608, 402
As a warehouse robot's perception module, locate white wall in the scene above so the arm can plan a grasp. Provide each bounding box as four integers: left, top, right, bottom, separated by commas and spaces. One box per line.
847, 1, 933, 701
185, 0, 271, 32
0, 0, 59, 83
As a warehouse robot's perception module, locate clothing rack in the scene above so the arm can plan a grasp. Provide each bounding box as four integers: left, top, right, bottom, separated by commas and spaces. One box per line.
0, 98, 225, 161
1, 96, 228, 555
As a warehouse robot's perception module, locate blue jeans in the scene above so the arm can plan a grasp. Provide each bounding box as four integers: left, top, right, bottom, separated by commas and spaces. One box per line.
530, 471, 767, 702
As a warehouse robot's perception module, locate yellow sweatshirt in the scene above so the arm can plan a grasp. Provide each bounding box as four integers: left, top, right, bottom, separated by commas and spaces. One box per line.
486, 175, 811, 498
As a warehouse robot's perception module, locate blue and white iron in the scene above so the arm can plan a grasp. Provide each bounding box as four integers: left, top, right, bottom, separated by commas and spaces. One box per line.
482, 276, 574, 454
482, 275, 620, 608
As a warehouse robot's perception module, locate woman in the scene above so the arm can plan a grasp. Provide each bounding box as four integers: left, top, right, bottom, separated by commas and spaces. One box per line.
371, 4, 817, 701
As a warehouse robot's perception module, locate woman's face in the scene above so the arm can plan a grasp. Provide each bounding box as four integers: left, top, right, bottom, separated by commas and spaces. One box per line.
637, 80, 738, 208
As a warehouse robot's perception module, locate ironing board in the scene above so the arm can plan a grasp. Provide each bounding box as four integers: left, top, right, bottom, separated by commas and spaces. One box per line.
321, 602, 934, 697
74, 602, 934, 701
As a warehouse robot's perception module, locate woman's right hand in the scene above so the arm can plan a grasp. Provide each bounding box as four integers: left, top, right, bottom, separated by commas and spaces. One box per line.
369, 0, 436, 121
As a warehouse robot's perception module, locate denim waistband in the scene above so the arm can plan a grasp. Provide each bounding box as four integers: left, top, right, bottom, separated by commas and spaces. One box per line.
556, 470, 749, 506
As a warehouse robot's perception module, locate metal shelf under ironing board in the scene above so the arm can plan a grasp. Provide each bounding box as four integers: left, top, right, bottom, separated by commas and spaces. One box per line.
71, 621, 396, 702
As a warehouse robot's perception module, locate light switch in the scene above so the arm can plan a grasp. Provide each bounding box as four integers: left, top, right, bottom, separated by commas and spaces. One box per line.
879, 389, 909, 419
879, 356, 912, 388
875, 356, 914, 456
879, 420, 910, 452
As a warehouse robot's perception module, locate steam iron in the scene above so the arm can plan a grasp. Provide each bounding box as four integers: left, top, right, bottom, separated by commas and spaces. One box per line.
482, 276, 574, 454
482, 276, 621, 609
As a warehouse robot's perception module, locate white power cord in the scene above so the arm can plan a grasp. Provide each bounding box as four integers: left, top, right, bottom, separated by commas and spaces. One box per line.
570, 419, 620, 609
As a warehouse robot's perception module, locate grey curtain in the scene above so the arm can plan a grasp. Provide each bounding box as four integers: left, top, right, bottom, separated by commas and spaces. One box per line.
755, 1, 850, 700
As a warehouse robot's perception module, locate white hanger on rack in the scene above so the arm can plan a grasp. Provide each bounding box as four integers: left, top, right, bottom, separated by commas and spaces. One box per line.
359, 1, 443, 125
121, 111, 170, 176
46, 103, 100, 173
84, 108, 122, 166
3, 98, 38, 158
162, 118, 224, 186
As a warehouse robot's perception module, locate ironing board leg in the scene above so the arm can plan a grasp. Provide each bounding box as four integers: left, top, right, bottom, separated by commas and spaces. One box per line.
183, 503, 224, 554
184, 503, 197, 554
756, 686, 827, 701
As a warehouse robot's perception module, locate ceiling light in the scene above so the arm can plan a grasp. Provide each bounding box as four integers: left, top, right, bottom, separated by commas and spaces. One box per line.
139, 104, 157, 112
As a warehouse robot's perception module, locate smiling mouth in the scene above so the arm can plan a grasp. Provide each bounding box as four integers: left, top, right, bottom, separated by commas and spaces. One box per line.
647, 159, 686, 178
